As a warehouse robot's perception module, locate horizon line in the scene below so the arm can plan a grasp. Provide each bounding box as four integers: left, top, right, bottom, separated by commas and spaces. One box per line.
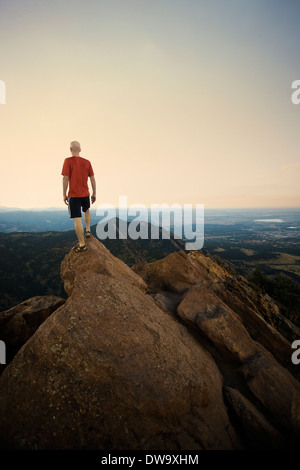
0, 205, 300, 212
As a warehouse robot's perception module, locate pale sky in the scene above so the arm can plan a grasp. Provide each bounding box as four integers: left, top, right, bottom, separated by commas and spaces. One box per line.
0, 0, 300, 209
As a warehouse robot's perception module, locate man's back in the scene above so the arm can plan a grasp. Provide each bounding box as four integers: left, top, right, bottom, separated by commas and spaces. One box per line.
62, 140, 96, 252
62, 156, 94, 198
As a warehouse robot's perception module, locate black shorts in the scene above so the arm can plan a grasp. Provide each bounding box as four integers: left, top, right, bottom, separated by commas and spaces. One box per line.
68, 196, 90, 218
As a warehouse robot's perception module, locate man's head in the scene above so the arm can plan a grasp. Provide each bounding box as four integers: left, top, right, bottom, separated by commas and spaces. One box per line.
70, 141, 81, 155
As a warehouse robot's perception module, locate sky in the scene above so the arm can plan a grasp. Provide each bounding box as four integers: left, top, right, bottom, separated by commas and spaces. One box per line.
0, 0, 300, 209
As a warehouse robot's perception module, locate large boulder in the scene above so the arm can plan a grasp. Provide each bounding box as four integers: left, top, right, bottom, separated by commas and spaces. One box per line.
213, 280, 293, 368
132, 249, 229, 294
177, 283, 257, 362
0, 295, 65, 368
0, 237, 238, 450
241, 351, 300, 439
134, 250, 300, 444
176, 283, 300, 438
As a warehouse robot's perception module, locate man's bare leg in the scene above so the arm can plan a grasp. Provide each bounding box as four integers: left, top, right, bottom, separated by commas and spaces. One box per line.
74, 217, 85, 247
84, 209, 91, 234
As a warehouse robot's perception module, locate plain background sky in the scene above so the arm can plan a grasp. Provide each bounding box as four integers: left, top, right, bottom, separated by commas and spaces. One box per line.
0, 0, 300, 209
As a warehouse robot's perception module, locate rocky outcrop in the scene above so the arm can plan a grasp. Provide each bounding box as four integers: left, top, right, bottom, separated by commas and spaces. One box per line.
61, 235, 147, 297
0, 295, 65, 369
134, 251, 297, 371
0, 239, 299, 450
134, 249, 300, 445
177, 283, 258, 362
0, 237, 239, 450
217, 276, 300, 345
132, 250, 229, 294
177, 283, 300, 438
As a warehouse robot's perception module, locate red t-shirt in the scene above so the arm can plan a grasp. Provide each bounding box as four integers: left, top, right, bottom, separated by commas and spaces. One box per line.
61, 156, 94, 197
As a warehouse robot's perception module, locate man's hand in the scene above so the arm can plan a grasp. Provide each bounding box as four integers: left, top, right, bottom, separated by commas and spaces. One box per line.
90, 176, 96, 204
62, 176, 69, 205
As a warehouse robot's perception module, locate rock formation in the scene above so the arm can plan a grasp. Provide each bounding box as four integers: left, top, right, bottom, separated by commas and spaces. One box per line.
0, 237, 299, 450
0, 295, 65, 372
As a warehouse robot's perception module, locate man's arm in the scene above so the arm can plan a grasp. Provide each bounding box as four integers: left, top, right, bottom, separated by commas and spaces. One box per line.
62, 175, 69, 205
90, 175, 96, 203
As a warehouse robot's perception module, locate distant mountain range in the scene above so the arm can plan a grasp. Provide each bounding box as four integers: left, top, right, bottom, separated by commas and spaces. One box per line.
1, 206, 298, 233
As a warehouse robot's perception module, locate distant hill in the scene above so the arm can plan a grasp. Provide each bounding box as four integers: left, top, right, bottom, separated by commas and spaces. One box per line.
0, 220, 185, 311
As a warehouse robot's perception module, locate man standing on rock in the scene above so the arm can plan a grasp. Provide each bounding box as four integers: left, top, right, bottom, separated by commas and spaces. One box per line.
62, 141, 96, 252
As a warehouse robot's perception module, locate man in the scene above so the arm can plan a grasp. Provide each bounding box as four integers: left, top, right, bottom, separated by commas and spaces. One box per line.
62, 141, 96, 252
